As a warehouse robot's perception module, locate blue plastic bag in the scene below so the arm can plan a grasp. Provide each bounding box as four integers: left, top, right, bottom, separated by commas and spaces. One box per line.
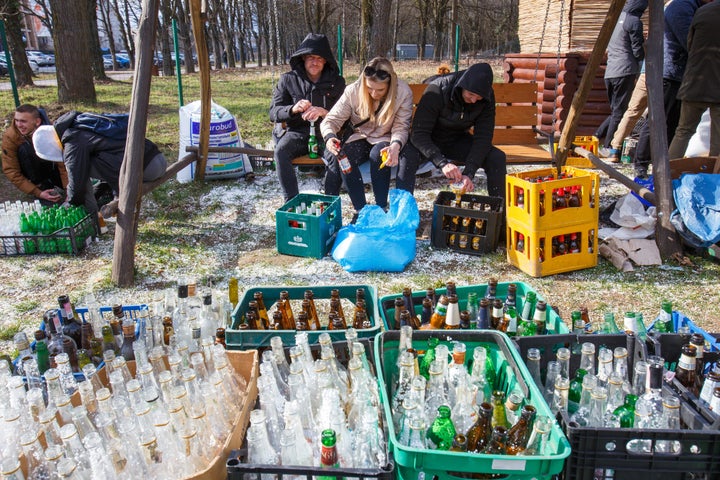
672, 173, 720, 247
331, 189, 420, 272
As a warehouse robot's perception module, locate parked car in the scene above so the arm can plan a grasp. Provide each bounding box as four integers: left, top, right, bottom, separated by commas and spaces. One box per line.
0, 57, 39, 74
25, 50, 54, 67
102, 54, 130, 69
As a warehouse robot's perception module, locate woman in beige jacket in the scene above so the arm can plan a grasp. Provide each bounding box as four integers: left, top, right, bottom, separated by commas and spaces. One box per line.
321, 57, 419, 217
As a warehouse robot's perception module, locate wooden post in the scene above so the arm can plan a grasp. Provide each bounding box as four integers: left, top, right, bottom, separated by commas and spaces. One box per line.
646, 0, 681, 258
554, 0, 626, 167
189, 0, 211, 181
111, 0, 159, 287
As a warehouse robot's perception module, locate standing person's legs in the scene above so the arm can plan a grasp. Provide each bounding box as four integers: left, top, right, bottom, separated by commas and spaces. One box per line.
395, 143, 421, 194
273, 130, 307, 202
664, 79, 683, 145
368, 142, 391, 209
604, 76, 636, 150
341, 140, 372, 212
709, 103, 720, 157
612, 73, 647, 149
668, 101, 708, 159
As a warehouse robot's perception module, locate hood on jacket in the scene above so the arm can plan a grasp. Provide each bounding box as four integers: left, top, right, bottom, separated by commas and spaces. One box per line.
454, 63, 494, 100
624, 0, 648, 16
289, 34, 339, 78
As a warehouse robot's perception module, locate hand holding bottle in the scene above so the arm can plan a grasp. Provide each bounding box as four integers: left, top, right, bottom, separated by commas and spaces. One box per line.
301, 106, 328, 122
327, 138, 342, 156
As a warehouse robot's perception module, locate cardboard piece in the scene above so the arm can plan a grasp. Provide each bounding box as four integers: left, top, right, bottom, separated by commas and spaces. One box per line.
600, 237, 662, 271
669, 156, 720, 180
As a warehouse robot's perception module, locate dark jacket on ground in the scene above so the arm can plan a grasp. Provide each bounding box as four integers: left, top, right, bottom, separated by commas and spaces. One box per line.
269, 34, 345, 135
410, 62, 496, 178
677, 1, 720, 103
605, 0, 647, 79
664, 0, 704, 82
54, 111, 161, 207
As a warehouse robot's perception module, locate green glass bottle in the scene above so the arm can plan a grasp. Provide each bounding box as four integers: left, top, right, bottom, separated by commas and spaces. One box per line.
35, 340, 50, 374
567, 368, 588, 414
601, 312, 620, 334
426, 405, 456, 450
308, 120, 319, 159
571, 310, 585, 335
419, 337, 439, 380
319, 429, 339, 480
491, 390, 510, 429
101, 325, 119, 355
613, 394, 637, 428
656, 300, 673, 333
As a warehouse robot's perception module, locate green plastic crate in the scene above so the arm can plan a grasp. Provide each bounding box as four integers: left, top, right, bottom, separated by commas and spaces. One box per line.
226, 284, 380, 349
275, 193, 341, 258
375, 330, 571, 480
378, 281, 569, 334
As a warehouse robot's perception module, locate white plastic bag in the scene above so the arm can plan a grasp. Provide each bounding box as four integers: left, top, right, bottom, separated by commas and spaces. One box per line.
177, 100, 252, 183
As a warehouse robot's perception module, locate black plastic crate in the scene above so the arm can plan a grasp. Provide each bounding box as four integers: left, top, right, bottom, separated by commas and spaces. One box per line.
226, 337, 394, 480
0, 212, 96, 256
431, 191, 504, 254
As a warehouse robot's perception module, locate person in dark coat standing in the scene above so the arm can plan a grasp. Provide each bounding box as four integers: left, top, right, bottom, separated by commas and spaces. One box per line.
269, 33, 345, 202
668, 0, 720, 159
32, 111, 167, 216
633, 0, 712, 177
408, 63, 506, 198
597, 0, 648, 160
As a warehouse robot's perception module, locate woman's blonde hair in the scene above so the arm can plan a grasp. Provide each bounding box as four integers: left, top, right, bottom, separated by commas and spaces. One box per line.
358, 57, 398, 126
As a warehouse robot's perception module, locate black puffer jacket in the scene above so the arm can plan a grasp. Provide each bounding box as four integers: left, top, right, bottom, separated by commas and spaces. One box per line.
54, 111, 161, 207
411, 63, 496, 178
269, 34, 345, 135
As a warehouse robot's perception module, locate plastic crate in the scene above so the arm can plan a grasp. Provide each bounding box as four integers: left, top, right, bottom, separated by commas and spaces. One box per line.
227, 337, 394, 480
0, 212, 96, 256
513, 333, 720, 479
647, 310, 720, 352
276, 193, 341, 258
506, 217, 598, 277
505, 166, 599, 232
552, 136, 598, 168
378, 281, 569, 334
430, 192, 504, 254
375, 330, 571, 480
226, 284, 380, 349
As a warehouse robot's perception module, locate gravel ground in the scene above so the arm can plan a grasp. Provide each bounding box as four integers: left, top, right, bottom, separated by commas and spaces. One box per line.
2, 156, 719, 356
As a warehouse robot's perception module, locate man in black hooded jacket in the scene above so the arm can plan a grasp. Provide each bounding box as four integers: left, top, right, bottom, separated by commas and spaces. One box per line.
409, 63, 506, 198
269, 33, 346, 202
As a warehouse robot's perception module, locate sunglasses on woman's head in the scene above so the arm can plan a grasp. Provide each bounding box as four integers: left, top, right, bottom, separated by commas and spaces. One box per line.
363, 66, 391, 81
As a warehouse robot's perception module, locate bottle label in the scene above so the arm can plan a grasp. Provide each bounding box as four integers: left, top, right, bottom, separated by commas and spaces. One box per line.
434, 303, 447, 316
678, 354, 695, 371
320, 445, 338, 468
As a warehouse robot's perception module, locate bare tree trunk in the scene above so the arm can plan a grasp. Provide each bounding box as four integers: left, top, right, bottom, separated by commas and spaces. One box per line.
370, 0, 391, 58
48, 0, 97, 103
86, 0, 110, 80
176, 0, 196, 73
160, 0, 174, 76
392, 0, 399, 61
303, 0, 313, 33
98, 0, 119, 70
0, 0, 34, 87
647, 0, 681, 259
359, 0, 372, 65
112, 0, 159, 287
111, 0, 135, 66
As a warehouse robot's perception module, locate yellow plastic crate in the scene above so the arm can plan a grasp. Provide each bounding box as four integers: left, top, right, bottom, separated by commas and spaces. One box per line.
506, 217, 598, 277
552, 136, 598, 167
506, 166, 599, 231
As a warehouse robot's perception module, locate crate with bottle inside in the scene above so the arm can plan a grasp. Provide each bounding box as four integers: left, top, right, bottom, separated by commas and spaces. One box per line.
276, 193, 341, 258
226, 284, 381, 349
506, 217, 598, 277
377, 279, 570, 335
431, 191, 504, 254
226, 335, 394, 480
375, 329, 571, 480
505, 166, 599, 232
514, 327, 720, 479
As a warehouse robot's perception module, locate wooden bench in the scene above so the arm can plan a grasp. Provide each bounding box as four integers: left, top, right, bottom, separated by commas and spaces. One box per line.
290, 81, 558, 166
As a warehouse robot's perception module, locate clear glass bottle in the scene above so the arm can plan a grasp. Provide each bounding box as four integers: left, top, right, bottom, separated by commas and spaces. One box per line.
392, 350, 416, 428
543, 360, 561, 405
469, 346, 492, 404
556, 347, 570, 380
587, 386, 608, 427
631, 360, 648, 397
447, 342, 468, 406
525, 348, 543, 390
424, 359, 450, 426
606, 372, 625, 413
578, 342, 596, 376
553, 376, 570, 414
569, 374, 598, 426
520, 415, 553, 455
655, 396, 682, 453
700, 364, 720, 404
635, 360, 665, 428
596, 347, 614, 387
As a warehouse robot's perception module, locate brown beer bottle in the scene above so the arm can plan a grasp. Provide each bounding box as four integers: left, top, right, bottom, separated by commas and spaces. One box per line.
394, 297, 405, 330
278, 291, 295, 330
253, 291, 271, 329
506, 404, 537, 455
330, 289, 345, 321
467, 401, 493, 452
675, 344, 698, 395
427, 295, 449, 329
304, 290, 322, 331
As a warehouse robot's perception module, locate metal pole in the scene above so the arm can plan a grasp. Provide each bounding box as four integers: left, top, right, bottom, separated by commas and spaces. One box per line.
0, 20, 20, 107
172, 19, 184, 107
454, 24, 460, 72
337, 25, 343, 77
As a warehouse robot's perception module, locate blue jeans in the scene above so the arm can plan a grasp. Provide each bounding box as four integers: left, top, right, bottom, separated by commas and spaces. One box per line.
328, 139, 420, 211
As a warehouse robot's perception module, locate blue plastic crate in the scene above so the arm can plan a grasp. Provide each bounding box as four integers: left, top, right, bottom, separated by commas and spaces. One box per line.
647, 310, 720, 352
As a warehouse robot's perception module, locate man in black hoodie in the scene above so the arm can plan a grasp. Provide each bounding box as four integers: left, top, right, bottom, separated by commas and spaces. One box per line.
269, 33, 346, 202
409, 63, 506, 198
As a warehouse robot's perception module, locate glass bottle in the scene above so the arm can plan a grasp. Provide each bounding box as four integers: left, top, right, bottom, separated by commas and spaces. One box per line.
278, 291, 296, 330
450, 433, 468, 452
419, 336, 439, 380
477, 298, 490, 330
700, 364, 720, 404
505, 307, 518, 336
690, 333, 706, 384
525, 348, 543, 390
58, 294, 82, 347
655, 300, 674, 333
533, 301, 548, 335
466, 292, 480, 329
596, 347, 614, 387
570, 374, 597, 426
392, 350, 416, 428
606, 372, 625, 414
543, 360, 561, 405
613, 347, 629, 383
308, 120, 319, 158
504, 283, 518, 312
587, 386, 608, 427
490, 390, 510, 429
485, 278, 498, 301
491, 299, 504, 330
579, 342, 596, 376
419, 298, 433, 329
635, 360, 665, 428
426, 405, 456, 450
466, 401, 493, 452
520, 415, 553, 455
506, 404, 536, 454
482, 425, 508, 454
601, 312, 620, 333
675, 344, 698, 395
426, 295, 449, 329
556, 347, 570, 380
631, 360, 648, 397
553, 376, 570, 414
568, 368, 587, 414
613, 393, 637, 428
228, 277, 239, 309
447, 342, 468, 405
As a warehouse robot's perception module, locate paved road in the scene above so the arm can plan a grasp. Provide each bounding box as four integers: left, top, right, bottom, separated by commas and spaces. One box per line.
0, 70, 133, 90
